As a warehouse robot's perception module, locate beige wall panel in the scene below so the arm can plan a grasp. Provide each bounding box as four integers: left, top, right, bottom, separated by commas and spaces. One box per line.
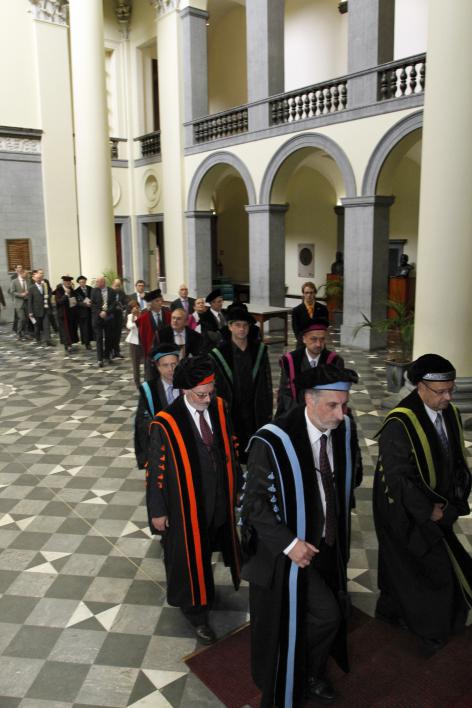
394, 0, 428, 59
216, 176, 249, 282
388, 157, 420, 265
1, 0, 40, 127
208, 6, 247, 113
285, 0, 348, 90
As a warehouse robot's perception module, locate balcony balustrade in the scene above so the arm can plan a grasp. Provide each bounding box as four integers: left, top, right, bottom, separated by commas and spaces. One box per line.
378, 53, 426, 100
135, 131, 161, 159
270, 79, 348, 125
193, 107, 249, 144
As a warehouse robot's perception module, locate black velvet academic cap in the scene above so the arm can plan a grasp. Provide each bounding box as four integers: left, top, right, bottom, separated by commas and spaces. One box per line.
150, 343, 180, 362
296, 364, 358, 391
226, 307, 254, 324
408, 354, 456, 385
173, 355, 215, 389
144, 288, 162, 302
206, 288, 223, 304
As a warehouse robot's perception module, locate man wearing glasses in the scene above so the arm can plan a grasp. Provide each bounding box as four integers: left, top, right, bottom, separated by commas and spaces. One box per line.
373, 354, 472, 656
146, 355, 241, 645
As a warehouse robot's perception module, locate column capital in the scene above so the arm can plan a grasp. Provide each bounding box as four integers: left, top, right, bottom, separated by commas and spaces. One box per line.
149, 0, 180, 17
113, 0, 132, 38
341, 196, 395, 209
29, 0, 69, 26
180, 6, 208, 21
245, 204, 289, 215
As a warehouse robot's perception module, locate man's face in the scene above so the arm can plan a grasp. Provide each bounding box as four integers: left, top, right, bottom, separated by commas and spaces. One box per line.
15, 265, 22, 274
32, 272, 40, 283
179, 285, 188, 298
303, 286, 316, 304
185, 382, 215, 411
78, 278, 86, 287
195, 298, 207, 313
171, 311, 186, 331
150, 297, 163, 312
303, 331, 326, 357
37, 270, 44, 281
229, 320, 249, 343
136, 282, 145, 294
305, 390, 348, 432
211, 296, 223, 312
112, 279, 121, 289
156, 355, 178, 384
417, 380, 455, 412
96, 277, 105, 289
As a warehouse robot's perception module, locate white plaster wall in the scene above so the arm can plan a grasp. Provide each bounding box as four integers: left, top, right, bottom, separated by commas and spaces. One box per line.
215, 176, 249, 282
394, 0, 428, 59
0, 0, 40, 127
285, 0, 348, 91
388, 157, 420, 266
208, 5, 247, 113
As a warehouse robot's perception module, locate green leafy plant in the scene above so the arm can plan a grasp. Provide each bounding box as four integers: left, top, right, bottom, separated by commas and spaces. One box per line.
102, 269, 129, 287
353, 299, 414, 362
318, 277, 343, 309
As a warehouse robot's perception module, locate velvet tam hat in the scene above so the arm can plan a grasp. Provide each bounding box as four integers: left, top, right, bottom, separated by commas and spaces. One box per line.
173, 355, 215, 389
296, 364, 358, 392
302, 317, 330, 334
150, 343, 180, 362
61, 275, 73, 281
227, 307, 254, 324
407, 354, 456, 385
206, 288, 223, 304
144, 288, 162, 302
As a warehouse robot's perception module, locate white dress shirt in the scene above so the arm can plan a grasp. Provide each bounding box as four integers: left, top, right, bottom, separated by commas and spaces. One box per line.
305, 350, 320, 368
184, 395, 213, 436
125, 313, 140, 344
423, 402, 449, 441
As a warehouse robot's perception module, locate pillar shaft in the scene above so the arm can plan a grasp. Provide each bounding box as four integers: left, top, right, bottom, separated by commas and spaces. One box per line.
340, 196, 394, 349
68, 0, 116, 278
245, 204, 288, 307
185, 211, 213, 297
413, 0, 472, 377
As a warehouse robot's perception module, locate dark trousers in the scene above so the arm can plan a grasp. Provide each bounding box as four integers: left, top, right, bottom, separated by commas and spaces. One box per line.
77, 313, 92, 345
129, 343, 143, 387
15, 303, 28, 337
305, 542, 341, 679
34, 312, 51, 343
93, 320, 113, 361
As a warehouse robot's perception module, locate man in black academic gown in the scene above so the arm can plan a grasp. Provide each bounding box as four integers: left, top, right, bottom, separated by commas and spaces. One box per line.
198, 288, 226, 346
74, 276, 93, 349
146, 356, 241, 645
134, 343, 180, 470
209, 307, 272, 463
276, 318, 344, 416
241, 365, 362, 707
373, 353, 472, 655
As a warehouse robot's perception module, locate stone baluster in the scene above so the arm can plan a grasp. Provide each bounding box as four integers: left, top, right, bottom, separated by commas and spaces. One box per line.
340, 83, 347, 108
399, 66, 407, 96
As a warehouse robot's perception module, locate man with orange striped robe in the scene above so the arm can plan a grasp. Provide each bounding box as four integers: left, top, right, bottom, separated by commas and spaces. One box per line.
146, 355, 242, 644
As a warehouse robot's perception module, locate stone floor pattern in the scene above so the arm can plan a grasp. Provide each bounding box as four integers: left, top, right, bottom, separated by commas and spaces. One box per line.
0, 322, 471, 708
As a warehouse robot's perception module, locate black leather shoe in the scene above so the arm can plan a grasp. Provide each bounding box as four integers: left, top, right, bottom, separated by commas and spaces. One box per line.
420, 636, 445, 657
194, 623, 216, 645
98, 360, 104, 368
306, 677, 337, 703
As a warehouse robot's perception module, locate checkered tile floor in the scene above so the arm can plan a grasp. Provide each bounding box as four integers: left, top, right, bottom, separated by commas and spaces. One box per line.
0, 321, 470, 707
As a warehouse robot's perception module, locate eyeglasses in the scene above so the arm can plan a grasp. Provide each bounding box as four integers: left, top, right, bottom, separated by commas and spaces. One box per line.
421, 381, 456, 397
192, 391, 214, 400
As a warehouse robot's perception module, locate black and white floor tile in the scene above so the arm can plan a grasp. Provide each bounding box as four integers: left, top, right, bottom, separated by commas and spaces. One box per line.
0, 323, 470, 707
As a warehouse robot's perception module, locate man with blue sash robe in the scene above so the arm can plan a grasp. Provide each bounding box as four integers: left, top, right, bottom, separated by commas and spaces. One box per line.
241, 365, 362, 707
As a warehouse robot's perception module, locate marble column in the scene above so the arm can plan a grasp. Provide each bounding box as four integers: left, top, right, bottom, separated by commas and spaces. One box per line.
347, 0, 395, 107
340, 196, 394, 349
68, 0, 116, 277
185, 211, 213, 298
246, 0, 284, 131
181, 6, 209, 147
414, 0, 472, 386
245, 204, 288, 307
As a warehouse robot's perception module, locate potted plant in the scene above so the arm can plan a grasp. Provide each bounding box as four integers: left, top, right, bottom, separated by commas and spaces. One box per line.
353, 299, 414, 392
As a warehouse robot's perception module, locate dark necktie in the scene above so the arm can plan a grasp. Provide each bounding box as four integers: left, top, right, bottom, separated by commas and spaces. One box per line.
434, 414, 449, 455
198, 410, 214, 447
319, 434, 336, 546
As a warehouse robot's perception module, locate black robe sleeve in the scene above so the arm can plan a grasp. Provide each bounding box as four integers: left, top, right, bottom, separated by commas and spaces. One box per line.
134, 390, 152, 469
147, 423, 168, 520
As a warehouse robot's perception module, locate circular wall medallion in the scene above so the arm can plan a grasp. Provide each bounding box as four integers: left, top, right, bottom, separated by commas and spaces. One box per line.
299, 247, 313, 266
144, 170, 160, 208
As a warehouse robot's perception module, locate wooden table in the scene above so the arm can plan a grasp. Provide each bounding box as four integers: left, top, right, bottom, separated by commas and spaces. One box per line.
225, 301, 290, 345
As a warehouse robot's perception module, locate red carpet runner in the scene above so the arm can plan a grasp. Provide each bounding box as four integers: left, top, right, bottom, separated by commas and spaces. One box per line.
185, 609, 472, 707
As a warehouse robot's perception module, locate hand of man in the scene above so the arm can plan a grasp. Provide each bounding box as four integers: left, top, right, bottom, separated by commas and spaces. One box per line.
152, 516, 169, 532
99, 311, 107, 320
431, 503, 444, 522
288, 540, 319, 568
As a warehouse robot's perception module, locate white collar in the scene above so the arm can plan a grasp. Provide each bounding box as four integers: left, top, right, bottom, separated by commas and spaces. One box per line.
305, 349, 320, 366
304, 407, 331, 445
210, 308, 221, 317
423, 401, 444, 424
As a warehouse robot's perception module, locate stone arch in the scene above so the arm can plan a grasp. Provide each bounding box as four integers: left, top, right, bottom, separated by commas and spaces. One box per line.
259, 133, 357, 204
362, 110, 423, 195
186, 151, 257, 211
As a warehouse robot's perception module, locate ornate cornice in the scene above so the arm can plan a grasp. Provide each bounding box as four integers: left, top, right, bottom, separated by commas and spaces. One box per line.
0, 136, 41, 155
114, 0, 132, 38
149, 0, 180, 18
29, 0, 69, 26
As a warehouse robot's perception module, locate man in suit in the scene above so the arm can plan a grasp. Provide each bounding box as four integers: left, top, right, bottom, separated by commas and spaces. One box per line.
74, 276, 93, 349
110, 278, 128, 358
147, 355, 241, 644
291, 281, 329, 346
137, 288, 171, 380
130, 280, 148, 311
276, 319, 345, 416
10, 267, 30, 340
90, 275, 114, 367
159, 308, 203, 358
170, 283, 195, 315
134, 343, 181, 469
241, 365, 362, 707
198, 288, 227, 346
27, 270, 54, 346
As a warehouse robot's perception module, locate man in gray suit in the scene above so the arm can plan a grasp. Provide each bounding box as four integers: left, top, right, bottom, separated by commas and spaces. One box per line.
27, 271, 54, 346
9, 267, 30, 340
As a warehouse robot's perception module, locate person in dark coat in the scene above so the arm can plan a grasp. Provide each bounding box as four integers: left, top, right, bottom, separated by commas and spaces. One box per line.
373, 353, 472, 655
159, 308, 204, 358
134, 343, 180, 470
170, 283, 195, 315
146, 355, 242, 645
110, 278, 128, 358
276, 319, 344, 416
54, 276, 79, 353
74, 275, 93, 349
241, 365, 362, 707
90, 275, 114, 367
291, 281, 329, 345
27, 271, 54, 346
209, 307, 272, 463
198, 288, 227, 347
137, 288, 172, 380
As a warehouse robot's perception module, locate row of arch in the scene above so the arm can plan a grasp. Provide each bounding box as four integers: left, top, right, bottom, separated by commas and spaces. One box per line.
187, 110, 423, 210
